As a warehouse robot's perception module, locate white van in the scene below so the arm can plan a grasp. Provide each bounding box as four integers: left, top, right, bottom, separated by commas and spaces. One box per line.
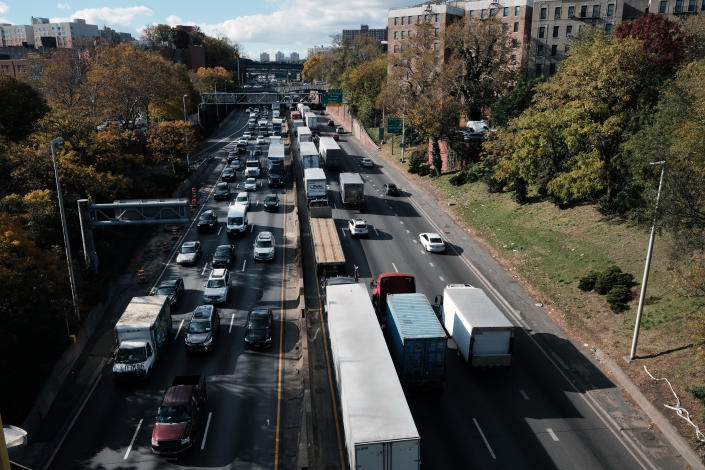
226, 205, 248, 237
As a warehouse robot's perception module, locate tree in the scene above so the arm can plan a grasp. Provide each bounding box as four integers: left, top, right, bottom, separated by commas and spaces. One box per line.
615, 13, 686, 73
431, 139, 442, 176
341, 54, 387, 126
302, 55, 326, 81
40, 50, 90, 112
202, 36, 239, 71
490, 76, 543, 127
192, 66, 232, 94
444, 16, 516, 121
0, 74, 48, 143
141, 24, 174, 43
147, 121, 197, 173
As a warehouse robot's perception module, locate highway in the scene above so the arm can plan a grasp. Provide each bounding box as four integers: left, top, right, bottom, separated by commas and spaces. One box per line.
47, 108, 302, 469
304, 122, 688, 469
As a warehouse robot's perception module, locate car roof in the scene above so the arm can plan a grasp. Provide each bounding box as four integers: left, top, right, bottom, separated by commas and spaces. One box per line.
257, 231, 273, 240
236, 192, 248, 197
163, 384, 196, 406
422, 232, 442, 239
210, 268, 227, 278
192, 304, 214, 319
158, 279, 179, 287
183, 241, 198, 247
265, 193, 277, 199
201, 209, 214, 215
351, 218, 366, 224
215, 244, 231, 251
250, 306, 270, 317
246, 178, 256, 182
217, 182, 228, 187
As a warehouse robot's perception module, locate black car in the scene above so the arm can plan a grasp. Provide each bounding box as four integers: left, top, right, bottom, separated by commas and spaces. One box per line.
268, 171, 283, 188
227, 152, 239, 163
383, 183, 399, 196
263, 193, 279, 212
244, 306, 273, 348
153, 278, 184, 307
197, 210, 217, 232
252, 149, 262, 157
185, 305, 220, 353
212, 244, 235, 268
214, 182, 230, 201
222, 168, 236, 181
230, 160, 243, 171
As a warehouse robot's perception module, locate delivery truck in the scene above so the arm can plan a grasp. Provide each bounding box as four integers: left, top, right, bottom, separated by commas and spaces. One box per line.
305, 111, 318, 129
299, 141, 320, 169
326, 281, 420, 470
386, 293, 447, 388
319, 137, 343, 170
310, 216, 345, 277
304, 167, 327, 200
371, 272, 416, 323
339, 172, 364, 207
440, 284, 514, 367
297, 126, 312, 143
113, 295, 171, 380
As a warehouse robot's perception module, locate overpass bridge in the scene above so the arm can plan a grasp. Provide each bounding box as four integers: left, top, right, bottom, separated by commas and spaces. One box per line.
200, 90, 323, 106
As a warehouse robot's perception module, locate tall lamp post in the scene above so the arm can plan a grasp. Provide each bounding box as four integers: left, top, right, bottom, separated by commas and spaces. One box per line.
182, 94, 190, 168
51, 137, 81, 329
629, 161, 666, 361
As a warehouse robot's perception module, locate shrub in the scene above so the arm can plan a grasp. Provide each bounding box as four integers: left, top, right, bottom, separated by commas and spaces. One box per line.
418, 163, 432, 176
449, 171, 468, 186
687, 386, 705, 421
578, 271, 599, 291
595, 265, 628, 295
407, 150, 425, 174
512, 177, 528, 204
606, 285, 632, 312
465, 161, 488, 183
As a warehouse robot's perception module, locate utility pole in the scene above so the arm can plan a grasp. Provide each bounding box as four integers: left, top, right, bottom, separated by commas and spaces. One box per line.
629, 161, 666, 361
51, 137, 81, 332
182, 94, 190, 169
401, 96, 407, 163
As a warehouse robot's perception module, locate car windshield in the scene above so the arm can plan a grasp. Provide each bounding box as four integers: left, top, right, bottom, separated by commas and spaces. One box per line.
387, 184, 397, 190
265, 196, 277, 203
217, 183, 228, 190
246, 179, 255, 184
429, 237, 443, 244
115, 345, 146, 364
237, 196, 247, 202
156, 286, 174, 295
248, 318, 269, 329
188, 320, 211, 333
246, 161, 258, 167
207, 279, 225, 288
215, 247, 229, 256
228, 217, 244, 225
181, 245, 196, 254
256, 239, 272, 248
156, 405, 191, 424
199, 214, 212, 221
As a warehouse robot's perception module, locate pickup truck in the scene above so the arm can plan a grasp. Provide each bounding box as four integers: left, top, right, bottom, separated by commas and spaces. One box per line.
151, 375, 207, 455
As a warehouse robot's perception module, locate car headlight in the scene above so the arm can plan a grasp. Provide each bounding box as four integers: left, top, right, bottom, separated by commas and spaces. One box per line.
152, 439, 159, 446
180, 437, 190, 445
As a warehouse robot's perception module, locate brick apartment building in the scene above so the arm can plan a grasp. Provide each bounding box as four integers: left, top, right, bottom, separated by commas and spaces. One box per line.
388, 3, 465, 61
342, 24, 388, 43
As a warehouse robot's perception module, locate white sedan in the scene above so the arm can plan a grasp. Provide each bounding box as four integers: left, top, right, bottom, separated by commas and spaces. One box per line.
244, 178, 257, 191
234, 192, 250, 209
419, 233, 446, 253
256, 136, 266, 145
348, 218, 369, 237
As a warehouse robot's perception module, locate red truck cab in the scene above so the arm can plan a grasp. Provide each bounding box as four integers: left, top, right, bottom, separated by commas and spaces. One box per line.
151, 375, 207, 455
370, 273, 416, 322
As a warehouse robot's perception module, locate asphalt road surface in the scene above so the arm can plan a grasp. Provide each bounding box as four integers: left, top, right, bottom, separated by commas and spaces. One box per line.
302, 122, 689, 470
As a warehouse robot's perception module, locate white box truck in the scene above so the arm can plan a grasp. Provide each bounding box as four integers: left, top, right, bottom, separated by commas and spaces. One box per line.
441, 284, 514, 366
292, 119, 305, 135
299, 141, 320, 169
339, 172, 364, 206
327, 281, 420, 470
113, 296, 171, 380
304, 167, 327, 199
297, 126, 312, 143
305, 111, 318, 129
319, 137, 343, 169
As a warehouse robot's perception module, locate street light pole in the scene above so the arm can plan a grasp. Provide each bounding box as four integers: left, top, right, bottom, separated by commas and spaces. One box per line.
401, 96, 407, 163
51, 137, 81, 328
182, 94, 190, 168
629, 161, 666, 361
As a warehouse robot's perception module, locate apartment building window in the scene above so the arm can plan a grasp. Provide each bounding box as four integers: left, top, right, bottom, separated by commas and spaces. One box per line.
469, 10, 474, 17
659, 0, 667, 11
409, 16, 413, 24
435, 28, 440, 35
394, 45, 399, 52
607, 3, 615, 15
551, 44, 557, 56
514, 21, 519, 32
515, 6, 521, 15
565, 44, 571, 52
394, 31, 398, 39
418, 15, 422, 23
540, 7, 547, 18
433, 42, 439, 51
675, 0, 683, 11
566, 25, 573, 36
592, 5, 600, 16
481, 9, 487, 17
539, 26, 545, 38
538, 44, 544, 55
435, 13, 440, 22
568, 5, 576, 16
549, 63, 557, 74
504, 7, 509, 16
536, 64, 543, 75
581, 5, 588, 16
401, 16, 405, 25
689, 0, 696, 11
605, 23, 613, 33
503, 23, 509, 31
394, 17, 398, 25
555, 6, 562, 18
490, 8, 497, 16
553, 25, 559, 37
401, 31, 405, 39
512, 38, 519, 47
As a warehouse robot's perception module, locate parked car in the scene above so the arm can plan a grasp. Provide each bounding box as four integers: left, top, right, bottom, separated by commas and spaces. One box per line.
348, 218, 369, 237
419, 232, 446, 253
197, 210, 218, 232
211, 244, 235, 268
153, 278, 184, 307
234, 192, 250, 210
184, 305, 220, 353
214, 182, 230, 201
253, 231, 275, 261
203, 268, 230, 304
360, 158, 373, 168
222, 168, 236, 182
383, 183, 399, 196
263, 193, 279, 212
244, 306, 273, 348
96, 119, 123, 131
244, 177, 257, 191
176, 241, 201, 265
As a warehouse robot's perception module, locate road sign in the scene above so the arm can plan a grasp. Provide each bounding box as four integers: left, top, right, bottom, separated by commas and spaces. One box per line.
387, 117, 403, 134
325, 88, 343, 106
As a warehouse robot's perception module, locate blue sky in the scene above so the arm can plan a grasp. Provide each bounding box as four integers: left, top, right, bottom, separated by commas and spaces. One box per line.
0, 0, 409, 58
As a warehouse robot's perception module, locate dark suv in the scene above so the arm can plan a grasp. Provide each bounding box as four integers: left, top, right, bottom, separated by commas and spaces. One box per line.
214, 182, 230, 201
153, 278, 184, 307
211, 244, 234, 268
197, 210, 217, 232
185, 305, 220, 353
244, 306, 273, 348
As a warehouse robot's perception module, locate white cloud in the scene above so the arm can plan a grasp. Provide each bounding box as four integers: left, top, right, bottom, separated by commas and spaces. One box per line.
0, 1, 8, 16
57, 3, 71, 10
51, 6, 154, 29
165, 15, 182, 26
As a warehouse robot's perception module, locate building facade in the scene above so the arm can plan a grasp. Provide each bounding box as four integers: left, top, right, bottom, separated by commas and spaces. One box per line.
342, 24, 388, 43
0, 24, 35, 47
260, 52, 270, 62
527, 0, 647, 77
275, 50, 285, 62
32, 17, 99, 48
649, 0, 705, 15
289, 51, 300, 62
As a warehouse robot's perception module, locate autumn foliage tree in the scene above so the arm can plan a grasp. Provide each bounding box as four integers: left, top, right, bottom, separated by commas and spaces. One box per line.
0, 74, 48, 143
615, 13, 686, 73
147, 121, 197, 173
302, 55, 325, 81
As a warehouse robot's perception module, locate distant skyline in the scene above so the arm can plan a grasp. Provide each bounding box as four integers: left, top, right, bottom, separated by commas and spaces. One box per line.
0, 0, 405, 58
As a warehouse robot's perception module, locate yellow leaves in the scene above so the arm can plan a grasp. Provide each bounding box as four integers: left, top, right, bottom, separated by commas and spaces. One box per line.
193, 66, 232, 93
302, 56, 325, 81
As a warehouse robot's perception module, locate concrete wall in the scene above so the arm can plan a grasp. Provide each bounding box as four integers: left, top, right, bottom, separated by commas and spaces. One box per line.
325, 104, 380, 152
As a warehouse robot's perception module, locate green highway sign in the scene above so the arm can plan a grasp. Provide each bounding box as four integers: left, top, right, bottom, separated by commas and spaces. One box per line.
387, 117, 403, 134
325, 88, 343, 106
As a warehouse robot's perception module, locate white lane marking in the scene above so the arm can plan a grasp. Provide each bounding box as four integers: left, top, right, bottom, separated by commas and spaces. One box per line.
124, 418, 143, 460
200, 412, 213, 450
429, 262, 434, 267
439, 276, 445, 282
174, 319, 185, 339
242, 260, 247, 272
229, 313, 235, 333
412, 239, 418, 243
406, 229, 410, 234
45, 373, 103, 469
341, 228, 347, 237
520, 389, 530, 400
473, 418, 496, 459
250, 224, 254, 233
256, 200, 260, 207
400, 220, 404, 225
217, 226, 222, 236
392, 263, 399, 272
201, 263, 208, 276
547, 428, 560, 441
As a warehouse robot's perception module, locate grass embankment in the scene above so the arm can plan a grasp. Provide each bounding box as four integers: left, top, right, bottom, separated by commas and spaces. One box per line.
376, 141, 705, 453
